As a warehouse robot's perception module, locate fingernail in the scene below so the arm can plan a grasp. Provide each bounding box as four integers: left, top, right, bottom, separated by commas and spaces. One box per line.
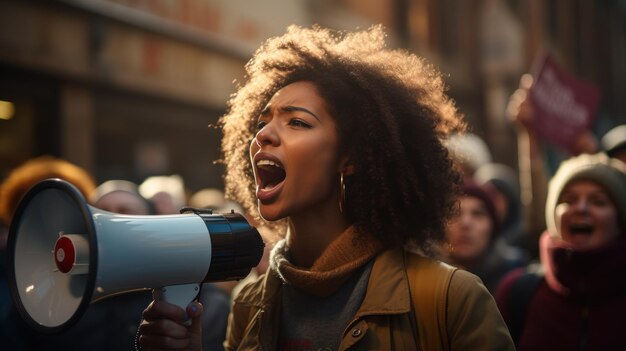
190, 305, 198, 313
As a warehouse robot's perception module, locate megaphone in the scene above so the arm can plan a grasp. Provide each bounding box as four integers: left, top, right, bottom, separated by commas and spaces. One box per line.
7, 178, 265, 334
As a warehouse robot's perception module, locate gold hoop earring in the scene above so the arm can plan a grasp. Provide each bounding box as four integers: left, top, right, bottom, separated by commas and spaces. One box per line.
339, 173, 346, 213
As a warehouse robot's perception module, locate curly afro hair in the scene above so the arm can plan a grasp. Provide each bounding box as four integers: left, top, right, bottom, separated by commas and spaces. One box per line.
220, 25, 465, 252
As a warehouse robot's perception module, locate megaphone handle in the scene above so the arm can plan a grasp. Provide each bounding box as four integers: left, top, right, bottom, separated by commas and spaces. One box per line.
153, 283, 201, 326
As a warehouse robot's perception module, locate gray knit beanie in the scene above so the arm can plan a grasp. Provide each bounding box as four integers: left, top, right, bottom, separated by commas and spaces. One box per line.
545, 153, 626, 237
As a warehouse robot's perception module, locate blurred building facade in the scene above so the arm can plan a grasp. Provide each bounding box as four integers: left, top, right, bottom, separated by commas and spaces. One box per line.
1, 0, 624, 191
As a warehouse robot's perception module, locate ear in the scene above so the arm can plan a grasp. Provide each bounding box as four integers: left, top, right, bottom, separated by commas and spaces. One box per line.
339, 157, 355, 176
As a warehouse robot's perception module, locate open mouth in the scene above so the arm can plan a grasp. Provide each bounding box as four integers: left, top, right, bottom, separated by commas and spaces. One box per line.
256, 159, 286, 190
569, 223, 594, 236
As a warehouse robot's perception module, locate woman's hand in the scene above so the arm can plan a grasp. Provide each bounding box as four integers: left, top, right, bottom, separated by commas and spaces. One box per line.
139, 300, 204, 351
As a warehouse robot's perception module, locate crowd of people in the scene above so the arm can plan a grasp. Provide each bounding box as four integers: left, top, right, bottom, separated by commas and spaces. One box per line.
438, 71, 626, 350
0, 25, 625, 350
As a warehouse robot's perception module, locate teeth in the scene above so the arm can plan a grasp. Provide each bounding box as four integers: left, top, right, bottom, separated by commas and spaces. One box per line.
257, 159, 283, 168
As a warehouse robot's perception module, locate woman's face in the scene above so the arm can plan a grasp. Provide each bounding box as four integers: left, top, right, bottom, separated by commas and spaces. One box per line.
446, 196, 493, 263
249, 81, 342, 221
555, 180, 620, 250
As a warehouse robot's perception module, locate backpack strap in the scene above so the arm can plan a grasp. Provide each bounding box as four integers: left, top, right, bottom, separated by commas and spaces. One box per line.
405, 252, 457, 351
507, 270, 543, 346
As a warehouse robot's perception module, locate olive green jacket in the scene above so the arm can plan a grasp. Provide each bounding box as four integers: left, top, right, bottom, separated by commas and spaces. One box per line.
224, 248, 514, 350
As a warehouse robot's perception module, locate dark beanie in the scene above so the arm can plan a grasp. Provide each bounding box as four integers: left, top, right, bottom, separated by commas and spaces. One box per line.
460, 181, 500, 239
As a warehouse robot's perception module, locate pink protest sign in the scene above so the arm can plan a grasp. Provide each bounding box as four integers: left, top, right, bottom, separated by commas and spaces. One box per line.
528, 55, 601, 152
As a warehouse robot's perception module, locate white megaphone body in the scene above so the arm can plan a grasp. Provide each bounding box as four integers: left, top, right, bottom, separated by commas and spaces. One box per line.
7, 178, 265, 334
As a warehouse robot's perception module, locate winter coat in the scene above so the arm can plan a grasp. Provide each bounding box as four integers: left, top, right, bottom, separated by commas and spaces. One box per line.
225, 248, 514, 350
496, 233, 626, 350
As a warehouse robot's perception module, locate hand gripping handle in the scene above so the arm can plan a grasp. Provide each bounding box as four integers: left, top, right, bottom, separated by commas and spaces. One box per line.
152, 283, 201, 326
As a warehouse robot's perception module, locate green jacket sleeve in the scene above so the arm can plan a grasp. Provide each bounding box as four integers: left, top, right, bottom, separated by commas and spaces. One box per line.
223, 278, 263, 351
447, 270, 515, 350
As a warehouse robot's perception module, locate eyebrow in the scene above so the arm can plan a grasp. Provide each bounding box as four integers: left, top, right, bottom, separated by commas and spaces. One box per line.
260, 104, 321, 122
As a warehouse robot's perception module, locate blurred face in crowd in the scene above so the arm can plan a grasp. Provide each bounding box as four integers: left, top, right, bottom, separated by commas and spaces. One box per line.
555, 180, 620, 251
249, 81, 343, 221
150, 192, 179, 215
94, 191, 151, 215
446, 196, 493, 265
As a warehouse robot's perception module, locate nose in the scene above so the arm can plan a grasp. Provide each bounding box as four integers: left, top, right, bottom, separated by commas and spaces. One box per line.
454, 211, 471, 228
573, 199, 589, 213
254, 121, 279, 148
459, 213, 472, 227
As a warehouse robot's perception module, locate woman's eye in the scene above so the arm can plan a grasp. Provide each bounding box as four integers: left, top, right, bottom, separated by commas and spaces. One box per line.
257, 120, 267, 130
470, 209, 488, 219
558, 195, 576, 205
289, 119, 312, 128
590, 196, 610, 207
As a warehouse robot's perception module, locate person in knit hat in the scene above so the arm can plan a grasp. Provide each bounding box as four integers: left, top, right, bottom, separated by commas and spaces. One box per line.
544, 153, 626, 248
444, 182, 499, 267
495, 152, 626, 350
443, 181, 525, 293
474, 162, 525, 247
91, 179, 154, 215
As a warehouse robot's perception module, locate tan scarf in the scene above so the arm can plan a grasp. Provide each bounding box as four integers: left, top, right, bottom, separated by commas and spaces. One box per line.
270, 225, 385, 297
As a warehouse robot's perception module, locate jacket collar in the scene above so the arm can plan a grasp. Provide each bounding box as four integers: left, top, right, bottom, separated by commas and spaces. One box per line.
243, 247, 412, 313
234, 248, 411, 350
269, 227, 385, 297
257, 269, 283, 307
355, 248, 412, 317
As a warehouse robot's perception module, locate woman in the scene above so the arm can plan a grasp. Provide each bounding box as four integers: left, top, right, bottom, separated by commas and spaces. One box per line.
139, 25, 513, 351
495, 153, 626, 350
443, 182, 525, 293
474, 162, 526, 248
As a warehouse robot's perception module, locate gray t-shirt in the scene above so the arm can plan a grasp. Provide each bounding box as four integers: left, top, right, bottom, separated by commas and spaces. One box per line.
278, 261, 373, 351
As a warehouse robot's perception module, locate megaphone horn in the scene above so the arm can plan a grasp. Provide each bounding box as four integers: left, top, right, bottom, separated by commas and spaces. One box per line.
7, 178, 265, 334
